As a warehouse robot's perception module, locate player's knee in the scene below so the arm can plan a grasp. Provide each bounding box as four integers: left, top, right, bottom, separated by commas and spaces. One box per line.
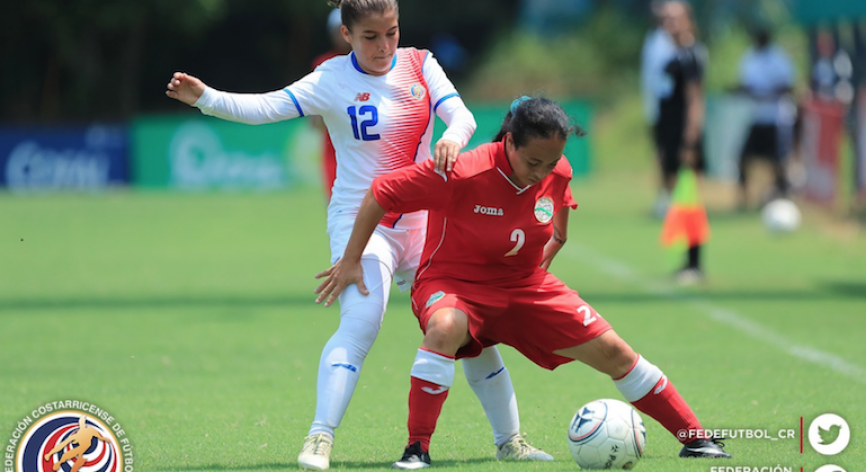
424, 309, 469, 352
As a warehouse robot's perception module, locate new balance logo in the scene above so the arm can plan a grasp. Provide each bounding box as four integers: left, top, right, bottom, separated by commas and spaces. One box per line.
354, 92, 371, 102
421, 386, 449, 395
474, 205, 504, 216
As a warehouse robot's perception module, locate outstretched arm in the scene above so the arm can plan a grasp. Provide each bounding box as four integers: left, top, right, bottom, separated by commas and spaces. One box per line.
165, 71, 315, 125
314, 189, 386, 307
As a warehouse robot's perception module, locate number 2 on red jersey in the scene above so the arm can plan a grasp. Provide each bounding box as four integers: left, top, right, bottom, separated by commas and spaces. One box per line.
504, 229, 525, 257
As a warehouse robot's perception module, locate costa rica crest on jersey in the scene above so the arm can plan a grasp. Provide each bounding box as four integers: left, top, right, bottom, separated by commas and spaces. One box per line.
410, 84, 426, 100
534, 197, 554, 223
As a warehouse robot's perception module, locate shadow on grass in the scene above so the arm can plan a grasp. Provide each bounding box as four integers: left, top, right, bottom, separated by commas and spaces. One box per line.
582, 283, 866, 305
2, 280, 862, 312
819, 281, 866, 299
0, 294, 319, 312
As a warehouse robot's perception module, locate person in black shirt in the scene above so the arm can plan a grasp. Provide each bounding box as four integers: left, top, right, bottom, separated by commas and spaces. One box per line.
654, 0, 708, 283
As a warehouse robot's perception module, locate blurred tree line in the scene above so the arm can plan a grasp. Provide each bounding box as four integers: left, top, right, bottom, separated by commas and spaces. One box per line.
2, 0, 807, 123
1, 0, 519, 123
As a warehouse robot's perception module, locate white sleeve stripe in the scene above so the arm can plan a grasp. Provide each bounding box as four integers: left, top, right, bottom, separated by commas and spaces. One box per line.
283, 89, 305, 117
433, 93, 460, 113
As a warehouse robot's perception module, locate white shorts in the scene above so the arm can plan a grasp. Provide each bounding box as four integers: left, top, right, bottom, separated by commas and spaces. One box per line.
328, 214, 427, 293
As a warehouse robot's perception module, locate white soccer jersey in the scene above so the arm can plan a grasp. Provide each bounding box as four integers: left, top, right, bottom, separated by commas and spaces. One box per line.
194, 47, 476, 230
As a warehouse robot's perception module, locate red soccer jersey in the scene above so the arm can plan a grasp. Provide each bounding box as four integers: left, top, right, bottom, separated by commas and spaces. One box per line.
372, 141, 577, 285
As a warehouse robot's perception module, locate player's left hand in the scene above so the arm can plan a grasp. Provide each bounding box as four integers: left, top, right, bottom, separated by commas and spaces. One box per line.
540, 238, 565, 270
314, 259, 368, 307
433, 139, 461, 172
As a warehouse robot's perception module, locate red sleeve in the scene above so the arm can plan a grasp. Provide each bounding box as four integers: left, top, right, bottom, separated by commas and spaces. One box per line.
563, 182, 578, 209
372, 160, 454, 214
553, 156, 578, 210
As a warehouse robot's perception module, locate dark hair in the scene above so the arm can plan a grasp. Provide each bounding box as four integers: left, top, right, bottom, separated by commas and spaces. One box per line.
492, 97, 585, 147
751, 27, 771, 48
328, 0, 399, 30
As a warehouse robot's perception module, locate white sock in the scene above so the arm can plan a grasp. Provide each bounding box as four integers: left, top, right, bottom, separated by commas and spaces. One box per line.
308, 315, 380, 437
613, 354, 664, 402
308, 260, 390, 438
462, 347, 519, 447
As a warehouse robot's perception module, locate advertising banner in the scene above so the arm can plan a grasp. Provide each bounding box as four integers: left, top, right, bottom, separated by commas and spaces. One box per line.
856, 88, 866, 200
0, 125, 128, 191
704, 95, 754, 181
134, 101, 593, 192
800, 98, 845, 206
131, 116, 320, 191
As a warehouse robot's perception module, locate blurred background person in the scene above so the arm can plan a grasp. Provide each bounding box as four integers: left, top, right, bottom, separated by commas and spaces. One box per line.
734, 27, 795, 209
311, 8, 352, 203
641, 0, 677, 218
654, 0, 709, 284
811, 29, 854, 105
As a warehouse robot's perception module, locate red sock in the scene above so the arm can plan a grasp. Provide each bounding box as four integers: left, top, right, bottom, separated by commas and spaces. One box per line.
407, 376, 450, 452
631, 376, 703, 444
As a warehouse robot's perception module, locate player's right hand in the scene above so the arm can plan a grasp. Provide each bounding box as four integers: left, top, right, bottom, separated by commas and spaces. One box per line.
165, 72, 205, 106
314, 259, 368, 307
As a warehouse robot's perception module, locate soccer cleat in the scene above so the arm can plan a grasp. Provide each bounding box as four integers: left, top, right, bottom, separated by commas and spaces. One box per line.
679, 438, 732, 458
496, 434, 554, 462
392, 441, 431, 470
298, 433, 334, 471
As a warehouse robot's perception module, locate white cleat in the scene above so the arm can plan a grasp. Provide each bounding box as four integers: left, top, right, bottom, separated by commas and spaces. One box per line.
496, 434, 554, 462
298, 433, 333, 471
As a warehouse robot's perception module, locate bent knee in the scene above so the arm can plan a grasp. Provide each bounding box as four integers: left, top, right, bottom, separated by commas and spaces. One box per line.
424, 309, 470, 353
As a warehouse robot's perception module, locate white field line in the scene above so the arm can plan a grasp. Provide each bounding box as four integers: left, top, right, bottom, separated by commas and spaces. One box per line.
563, 243, 866, 386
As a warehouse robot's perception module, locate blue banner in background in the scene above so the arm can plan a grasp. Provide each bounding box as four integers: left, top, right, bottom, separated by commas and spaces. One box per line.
0, 125, 129, 191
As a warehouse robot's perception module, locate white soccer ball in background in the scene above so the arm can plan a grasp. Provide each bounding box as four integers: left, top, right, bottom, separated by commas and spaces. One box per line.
568, 399, 646, 470
761, 198, 801, 233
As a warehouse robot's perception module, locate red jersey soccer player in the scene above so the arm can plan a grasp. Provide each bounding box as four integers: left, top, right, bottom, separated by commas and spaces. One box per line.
316, 97, 731, 468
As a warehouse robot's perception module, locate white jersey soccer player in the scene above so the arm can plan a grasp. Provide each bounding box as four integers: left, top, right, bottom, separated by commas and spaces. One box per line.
177, 45, 551, 470
196, 48, 470, 234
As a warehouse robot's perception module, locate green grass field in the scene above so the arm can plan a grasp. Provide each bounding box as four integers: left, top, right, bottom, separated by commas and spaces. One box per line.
2, 168, 864, 472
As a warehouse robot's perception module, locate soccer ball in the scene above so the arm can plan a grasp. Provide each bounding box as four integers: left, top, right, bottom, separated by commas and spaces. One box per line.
568, 399, 646, 470
761, 198, 801, 233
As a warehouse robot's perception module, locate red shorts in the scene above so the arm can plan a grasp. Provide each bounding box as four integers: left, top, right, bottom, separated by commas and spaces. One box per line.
410, 269, 612, 370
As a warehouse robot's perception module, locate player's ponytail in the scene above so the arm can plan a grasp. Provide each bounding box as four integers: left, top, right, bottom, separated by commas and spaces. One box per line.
492, 96, 586, 147
328, 0, 399, 30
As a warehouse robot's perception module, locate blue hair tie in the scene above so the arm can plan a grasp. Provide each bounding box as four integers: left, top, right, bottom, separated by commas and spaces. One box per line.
510, 96, 531, 114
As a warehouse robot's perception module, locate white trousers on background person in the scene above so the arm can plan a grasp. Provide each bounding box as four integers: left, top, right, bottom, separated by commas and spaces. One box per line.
308, 217, 521, 446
